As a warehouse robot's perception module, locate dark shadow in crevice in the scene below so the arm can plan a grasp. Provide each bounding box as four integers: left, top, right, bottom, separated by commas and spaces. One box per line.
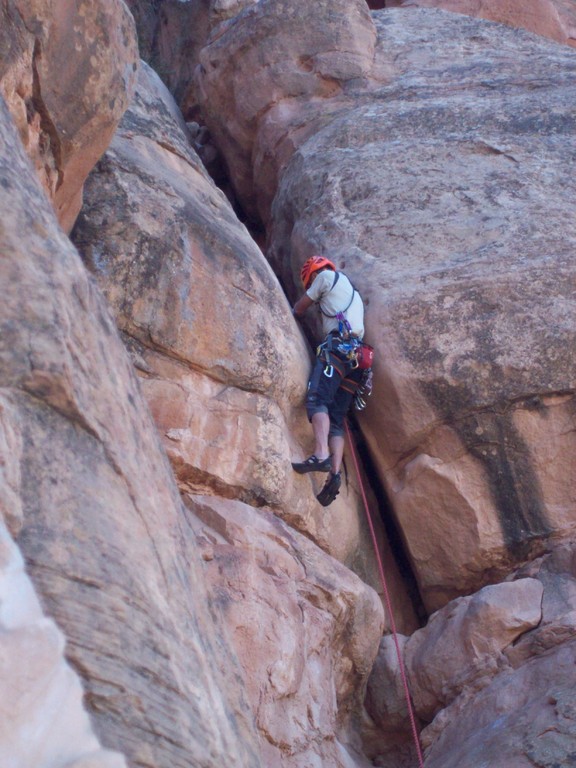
346, 414, 428, 627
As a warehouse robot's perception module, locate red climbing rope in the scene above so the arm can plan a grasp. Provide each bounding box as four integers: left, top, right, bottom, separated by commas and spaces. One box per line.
344, 418, 425, 768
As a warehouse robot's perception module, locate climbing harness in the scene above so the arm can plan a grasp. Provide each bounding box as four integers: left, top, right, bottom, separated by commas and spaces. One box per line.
316, 325, 375, 400
321, 273, 373, 362
316, 339, 346, 380
344, 419, 425, 768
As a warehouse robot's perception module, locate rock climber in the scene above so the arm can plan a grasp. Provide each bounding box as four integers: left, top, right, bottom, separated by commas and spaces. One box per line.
291, 255, 369, 507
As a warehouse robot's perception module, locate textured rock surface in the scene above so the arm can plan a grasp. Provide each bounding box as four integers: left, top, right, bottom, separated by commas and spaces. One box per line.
405, 578, 543, 721
0, 0, 139, 231
422, 640, 576, 767
377, 557, 576, 764
195, 0, 377, 225
187, 494, 385, 767
388, 0, 576, 46
191, 0, 576, 612
0, 91, 262, 768
72, 62, 418, 635
0, 517, 126, 768
364, 634, 420, 767
74, 63, 309, 510
124, 0, 259, 114
194, 7, 576, 753
263, 9, 576, 610
2, 1, 576, 767
1, 71, 397, 763
506, 544, 576, 665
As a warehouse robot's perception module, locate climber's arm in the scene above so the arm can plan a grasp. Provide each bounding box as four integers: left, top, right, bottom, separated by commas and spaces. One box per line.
292, 294, 314, 318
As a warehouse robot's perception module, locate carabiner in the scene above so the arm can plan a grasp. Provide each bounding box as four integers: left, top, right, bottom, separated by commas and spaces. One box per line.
323, 365, 334, 378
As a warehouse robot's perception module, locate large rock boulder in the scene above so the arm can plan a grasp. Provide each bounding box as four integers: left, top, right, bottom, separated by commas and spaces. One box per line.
506, 543, 576, 665
195, 0, 378, 225
405, 578, 543, 721
0, 0, 138, 231
74, 64, 310, 512
422, 641, 576, 768
367, 548, 576, 766
123, 0, 259, 115
187, 494, 385, 767
264, 9, 576, 610
0, 91, 262, 768
387, 0, 576, 47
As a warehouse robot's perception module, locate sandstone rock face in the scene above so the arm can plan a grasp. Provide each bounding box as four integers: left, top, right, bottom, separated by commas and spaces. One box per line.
0, 92, 262, 768
123, 0, 162, 63
72, 61, 418, 635
506, 543, 576, 665
366, 635, 411, 735
261, 9, 576, 611
72, 65, 309, 515
195, 7, 576, 753
388, 0, 576, 47
187, 494, 385, 767
0, 74, 398, 765
0, 516, 126, 768
363, 634, 420, 767
125, 0, 209, 109
192, 0, 576, 614
0, 0, 139, 231
124, 0, 258, 116
368, 554, 576, 766
423, 641, 576, 768
3, 1, 576, 767
195, 0, 377, 225
405, 578, 543, 721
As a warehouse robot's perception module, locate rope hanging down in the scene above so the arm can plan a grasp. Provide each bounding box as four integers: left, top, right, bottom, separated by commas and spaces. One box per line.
344, 419, 425, 768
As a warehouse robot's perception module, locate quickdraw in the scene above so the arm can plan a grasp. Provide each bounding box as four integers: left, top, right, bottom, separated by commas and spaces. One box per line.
353, 368, 373, 411
318, 322, 374, 372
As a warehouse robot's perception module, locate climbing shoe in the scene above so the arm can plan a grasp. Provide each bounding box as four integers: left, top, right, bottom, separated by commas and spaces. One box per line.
316, 471, 341, 506
292, 455, 332, 474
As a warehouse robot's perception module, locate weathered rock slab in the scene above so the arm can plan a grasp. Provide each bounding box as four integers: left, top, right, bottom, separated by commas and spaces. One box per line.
187, 493, 385, 768
422, 640, 576, 767
0, 90, 262, 768
0, 0, 139, 231
265, 9, 576, 609
387, 0, 576, 47
405, 578, 543, 721
195, 0, 377, 224
0, 516, 127, 768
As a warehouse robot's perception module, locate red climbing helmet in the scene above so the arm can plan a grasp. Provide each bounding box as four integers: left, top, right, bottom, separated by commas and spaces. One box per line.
300, 255, 336, 290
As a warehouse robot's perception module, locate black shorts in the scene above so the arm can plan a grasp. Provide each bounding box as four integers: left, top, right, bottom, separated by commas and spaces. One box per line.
305, 354, 363, 438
